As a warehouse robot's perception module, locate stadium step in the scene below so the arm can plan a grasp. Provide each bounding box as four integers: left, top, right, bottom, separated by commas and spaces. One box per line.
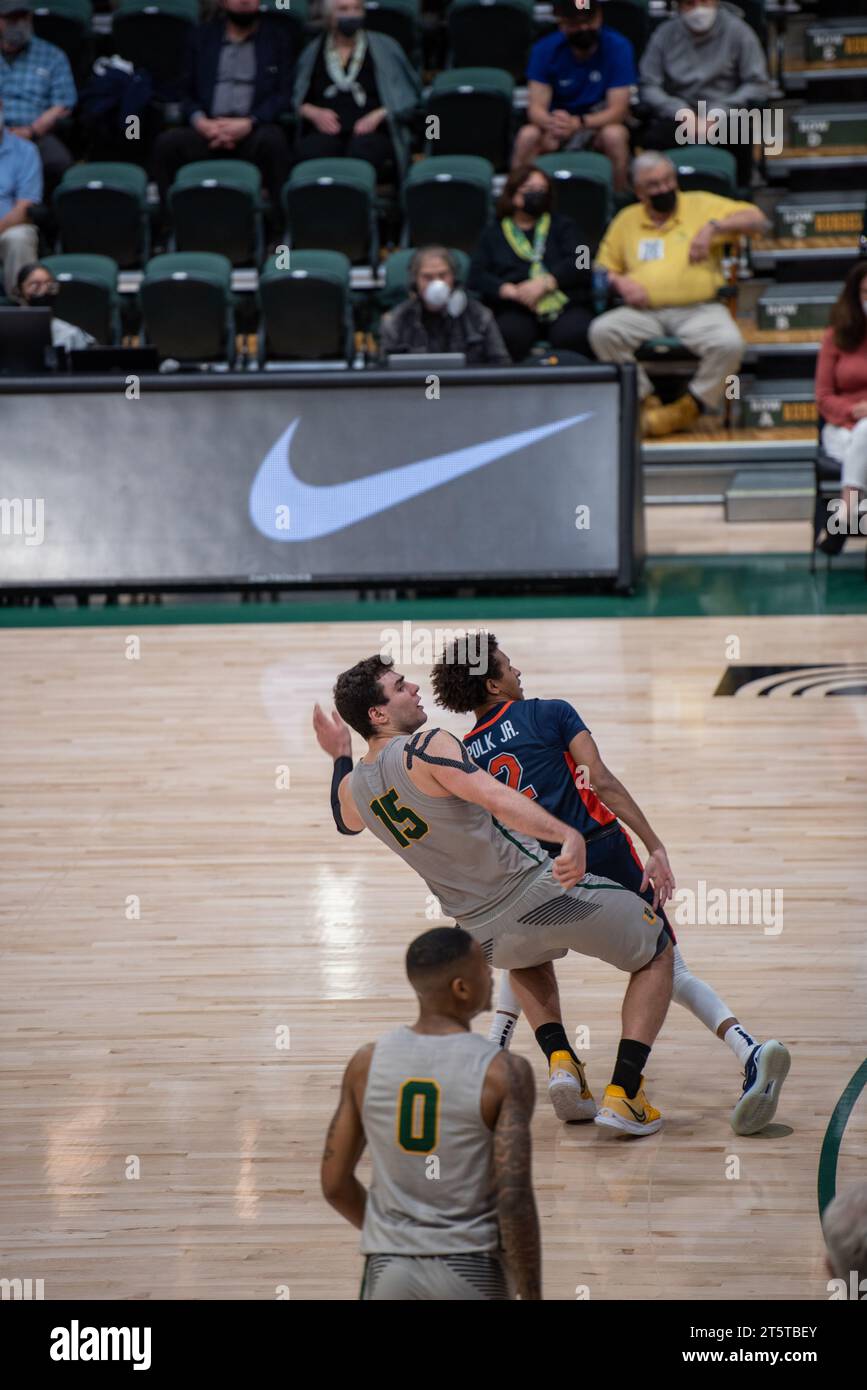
755, 281, 841, 334
741, 378, 818, 430
725, 467, 814, 523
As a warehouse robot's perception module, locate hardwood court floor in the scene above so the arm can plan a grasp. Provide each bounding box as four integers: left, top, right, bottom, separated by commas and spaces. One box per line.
2, 614, 866, 1301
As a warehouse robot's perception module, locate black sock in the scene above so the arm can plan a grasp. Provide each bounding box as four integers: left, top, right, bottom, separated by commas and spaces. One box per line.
534, 1022, 581, 1069
611, 1039, 650, 1098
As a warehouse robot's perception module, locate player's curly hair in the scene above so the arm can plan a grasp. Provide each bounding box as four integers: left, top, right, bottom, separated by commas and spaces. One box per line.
431, 631, 501, 714
333, 655, 394, 737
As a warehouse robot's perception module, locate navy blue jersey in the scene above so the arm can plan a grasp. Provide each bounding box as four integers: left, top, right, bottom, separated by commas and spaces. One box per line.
462, 698, 618, 842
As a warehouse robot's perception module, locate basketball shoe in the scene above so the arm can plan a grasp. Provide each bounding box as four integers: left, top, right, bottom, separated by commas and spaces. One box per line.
594, 1078, 662, 1136
547, 1051, 597, 1122
730, 1040, 791, 1135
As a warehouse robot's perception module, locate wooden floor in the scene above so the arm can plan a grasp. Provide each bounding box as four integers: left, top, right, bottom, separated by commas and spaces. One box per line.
2, 613, 866, 1300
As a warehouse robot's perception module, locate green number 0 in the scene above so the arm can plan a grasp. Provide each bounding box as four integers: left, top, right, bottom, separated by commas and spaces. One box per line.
397, 1079, 440, 1153
369, 788, 430, 848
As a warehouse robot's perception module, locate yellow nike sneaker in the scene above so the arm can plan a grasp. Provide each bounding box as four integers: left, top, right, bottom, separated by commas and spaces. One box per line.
594, 1077, 662, 1136
547, 1051, 597, 1122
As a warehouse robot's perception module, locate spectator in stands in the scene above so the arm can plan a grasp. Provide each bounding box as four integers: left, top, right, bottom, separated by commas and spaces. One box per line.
469, 164, 594, 364
639, 0, 770, 187
17, 261, 94, 349
379, 246, 510, 365
0, 0, 76, 197
814, 260, 867, 555
293, 0, 420, 182
823, 1183, 867, 1290
513, 0, 635, 193
153, 0, 294, 220
0, 96, 40, 296
589, 151, 767, 436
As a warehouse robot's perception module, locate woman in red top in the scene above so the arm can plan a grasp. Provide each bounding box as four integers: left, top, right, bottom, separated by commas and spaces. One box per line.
815, 260, 867, 553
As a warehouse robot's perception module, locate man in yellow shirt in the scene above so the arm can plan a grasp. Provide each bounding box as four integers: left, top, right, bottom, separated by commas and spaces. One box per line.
589, 151, 768, 436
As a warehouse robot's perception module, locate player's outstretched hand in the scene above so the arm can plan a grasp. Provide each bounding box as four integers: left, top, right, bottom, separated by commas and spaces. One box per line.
640, 846, 676, 910
552, 830, 587, 891
313, 704, 352, 760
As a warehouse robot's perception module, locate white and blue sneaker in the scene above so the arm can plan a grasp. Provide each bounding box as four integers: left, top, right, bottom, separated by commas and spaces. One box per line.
730, 1040, 791, 1135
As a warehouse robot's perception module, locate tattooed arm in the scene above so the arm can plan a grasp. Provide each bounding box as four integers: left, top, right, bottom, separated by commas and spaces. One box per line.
405, 728, 587, 886
320, 1044, 373, 1229
488, 1051, 541, 1300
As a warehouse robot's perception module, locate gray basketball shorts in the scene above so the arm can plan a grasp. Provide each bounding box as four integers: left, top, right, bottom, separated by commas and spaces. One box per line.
360, 1251, 511, 1301
459, 865, 667, 973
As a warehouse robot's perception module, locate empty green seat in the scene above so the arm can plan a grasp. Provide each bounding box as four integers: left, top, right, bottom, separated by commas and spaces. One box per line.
282, 158, 378, 265
169, 160, 263, 267
664, 146, 738, 198
404, 155, 493, 254
364, 0, 421, 64
427, 68, 515, 171
380, 247, 472, 312
140, 253, 235, 364
258, 251, 353, 364
447, 0, 533, 81
537, 151, 613, 255
41, 253, 120, 344
53, 163, 149, 267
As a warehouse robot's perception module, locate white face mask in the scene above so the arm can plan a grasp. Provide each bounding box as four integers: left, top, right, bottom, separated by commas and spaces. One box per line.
422, 278, 451, 311
681, 5, 717, 35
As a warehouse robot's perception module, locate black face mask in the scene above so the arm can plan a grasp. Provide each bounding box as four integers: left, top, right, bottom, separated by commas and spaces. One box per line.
226, 7, 259, 27
26, 292, 54, 308
336, 16, 364, 37
568, 29, 597, 52
649, 188, 677, 214
521, 190, 550, 218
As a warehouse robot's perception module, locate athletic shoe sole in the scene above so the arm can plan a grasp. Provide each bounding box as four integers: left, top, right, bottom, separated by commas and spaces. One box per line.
594, 1107, 662, 1137
731, 1040, 791, 1136
548, 1072, 597, 1123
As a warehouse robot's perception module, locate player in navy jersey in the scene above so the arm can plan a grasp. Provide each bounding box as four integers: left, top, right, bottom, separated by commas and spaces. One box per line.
431, 632, 790, 1136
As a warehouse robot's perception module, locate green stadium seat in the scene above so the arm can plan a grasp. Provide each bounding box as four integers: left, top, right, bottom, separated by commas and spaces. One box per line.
33, 0, 93, 85
447, 0, 533, 81
140, 253, 235, 364
41, 254, 121, 344
53, 163, 150, 268
426, 68, 515, 171
258, 0, 310, 50
257, 251, 353, 364
364, 0, 421, 64
112, 0, 198, 90
380, 246, 471, 312
664, 146, 738, 198
597, 0, 650, 62
169, 161, 264, 267
403, 155, 493, 254
282, 159, 378, 265
537, 151, 613, 255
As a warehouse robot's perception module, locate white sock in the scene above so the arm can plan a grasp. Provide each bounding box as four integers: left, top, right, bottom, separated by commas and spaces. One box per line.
488, 971, 522, 1050
723, 1023, 759, 1066
672, 946, 740, 1036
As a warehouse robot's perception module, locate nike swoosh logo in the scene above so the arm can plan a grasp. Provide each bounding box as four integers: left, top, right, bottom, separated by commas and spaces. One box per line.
624, 1101, 647, 1122
248, 413, 592, 542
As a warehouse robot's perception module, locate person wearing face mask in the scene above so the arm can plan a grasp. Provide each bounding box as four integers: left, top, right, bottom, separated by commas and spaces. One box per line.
590, 151, 768, 437
152, 0, 295, 223
0, 96, 40, 297
814, 261, 867, 555
469, 165, 594, 364
639, 0, 769, 188
16, 261, 94, 350
379, 246, 510, 365
514, 0, 636, 193
293, 0, 420, 181
0, 0, 76, 199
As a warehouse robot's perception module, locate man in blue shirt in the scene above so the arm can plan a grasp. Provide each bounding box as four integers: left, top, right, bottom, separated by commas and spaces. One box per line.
0, 95, 41, 294
0, 0, 76, 196
514, 0, 636, 191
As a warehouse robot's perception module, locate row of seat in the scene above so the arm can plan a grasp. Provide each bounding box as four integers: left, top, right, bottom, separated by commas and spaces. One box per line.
38, 246, 472, 363
51, 144, 742, 269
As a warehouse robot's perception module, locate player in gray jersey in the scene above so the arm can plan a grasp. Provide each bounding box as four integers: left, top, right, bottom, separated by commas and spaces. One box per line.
313, 653, 674, 1136
321, 926, 540, 1300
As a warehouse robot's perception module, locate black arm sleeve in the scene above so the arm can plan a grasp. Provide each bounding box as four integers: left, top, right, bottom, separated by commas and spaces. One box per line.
332, 755, 362, 835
